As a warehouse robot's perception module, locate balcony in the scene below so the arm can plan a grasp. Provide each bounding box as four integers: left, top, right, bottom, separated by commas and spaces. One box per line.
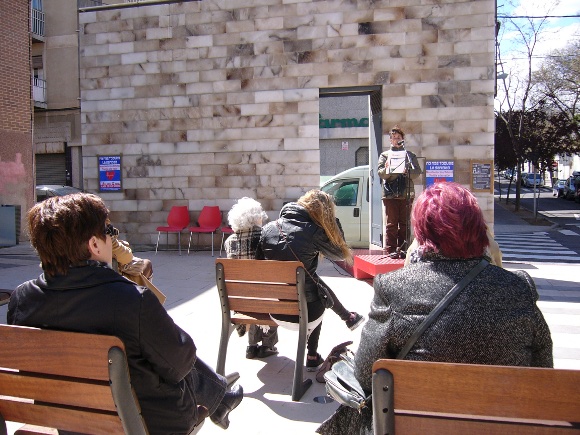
33, 77, 47, 109
77, 0, 103, 7
31, 6, 45, 41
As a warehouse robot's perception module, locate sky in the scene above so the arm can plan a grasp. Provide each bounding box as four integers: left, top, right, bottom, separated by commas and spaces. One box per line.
497, 0, 580, 74
495, 0, 579, 109
497, 0, 580, 70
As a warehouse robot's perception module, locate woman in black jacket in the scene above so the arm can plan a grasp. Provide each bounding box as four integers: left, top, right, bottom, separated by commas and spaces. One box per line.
8, 193, 243, 434
258, 189, 363, 370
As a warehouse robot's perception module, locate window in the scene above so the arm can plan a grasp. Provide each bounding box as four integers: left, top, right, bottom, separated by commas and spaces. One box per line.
321, 179, 359, 207
355, 147, 369, 166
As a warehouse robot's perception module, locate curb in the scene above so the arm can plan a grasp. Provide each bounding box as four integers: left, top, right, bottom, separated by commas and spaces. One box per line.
494, 199, 559, 229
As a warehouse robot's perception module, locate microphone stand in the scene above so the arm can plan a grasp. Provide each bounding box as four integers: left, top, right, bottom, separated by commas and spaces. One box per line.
403, 150, 414, 257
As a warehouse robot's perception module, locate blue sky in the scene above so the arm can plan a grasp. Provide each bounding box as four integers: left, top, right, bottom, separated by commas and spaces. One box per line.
497, 0, 580, 72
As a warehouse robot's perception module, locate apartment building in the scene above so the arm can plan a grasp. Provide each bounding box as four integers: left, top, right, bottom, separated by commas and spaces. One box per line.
31, 0, 85, 187
0, 0, 34, 244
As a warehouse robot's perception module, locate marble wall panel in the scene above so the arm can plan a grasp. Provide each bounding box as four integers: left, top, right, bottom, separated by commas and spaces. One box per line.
79, 0, 496, 243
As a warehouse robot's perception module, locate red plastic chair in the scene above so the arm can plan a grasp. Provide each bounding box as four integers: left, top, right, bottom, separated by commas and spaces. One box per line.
219, 226, 234, 257
155, 206, 190, 255
188, 206, 222, 256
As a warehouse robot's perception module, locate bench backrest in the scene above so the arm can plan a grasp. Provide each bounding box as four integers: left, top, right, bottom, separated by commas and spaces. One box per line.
216, 258, 305, 318
372, 359, 580, 435
0, 324, 148, 435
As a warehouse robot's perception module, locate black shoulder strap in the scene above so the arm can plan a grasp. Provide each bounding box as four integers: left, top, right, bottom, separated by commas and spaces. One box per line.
397, 259, 489, 360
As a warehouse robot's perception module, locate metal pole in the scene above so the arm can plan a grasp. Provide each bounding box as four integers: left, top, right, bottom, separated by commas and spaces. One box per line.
532, 167, 540, 220
497, 167, 502, 201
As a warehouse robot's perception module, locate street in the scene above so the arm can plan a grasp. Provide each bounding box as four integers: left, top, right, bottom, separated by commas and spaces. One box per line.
495, 179, 580, 224
495, 179, 580, 259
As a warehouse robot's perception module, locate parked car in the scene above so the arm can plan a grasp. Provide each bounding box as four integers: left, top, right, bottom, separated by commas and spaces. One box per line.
522, 173, 543, 188
503, 168, 515, 179
563, 174, 580, 201
553, 179, 566, 197
320, 166, 369, 248
36, 185, 83, 202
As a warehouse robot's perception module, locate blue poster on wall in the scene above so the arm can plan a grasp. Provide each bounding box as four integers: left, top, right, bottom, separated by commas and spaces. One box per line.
98, 155, 122, 192
425, 161, 454, 187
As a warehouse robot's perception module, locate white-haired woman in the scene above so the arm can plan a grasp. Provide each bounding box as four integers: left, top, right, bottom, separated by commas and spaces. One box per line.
224, 197, 279, 359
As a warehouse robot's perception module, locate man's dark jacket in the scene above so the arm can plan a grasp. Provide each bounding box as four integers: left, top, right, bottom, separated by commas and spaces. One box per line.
8, 262, 198, 435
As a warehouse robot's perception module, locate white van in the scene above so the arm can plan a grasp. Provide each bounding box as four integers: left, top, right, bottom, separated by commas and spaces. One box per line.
320, 165, 370, 248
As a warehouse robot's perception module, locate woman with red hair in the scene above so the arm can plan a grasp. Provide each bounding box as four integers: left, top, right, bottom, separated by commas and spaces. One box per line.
317, 182, 552, 435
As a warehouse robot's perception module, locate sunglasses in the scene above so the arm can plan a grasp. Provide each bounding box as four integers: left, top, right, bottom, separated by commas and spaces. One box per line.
104, 223, 119, 237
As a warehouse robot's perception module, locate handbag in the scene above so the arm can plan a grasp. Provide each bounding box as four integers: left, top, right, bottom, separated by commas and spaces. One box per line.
125, 272, 167, 305
316, 340, 353, 383
324, 259, 489, 412
323, 351, 370, 412
315, 277, 334, 309
382, 174, 406, 198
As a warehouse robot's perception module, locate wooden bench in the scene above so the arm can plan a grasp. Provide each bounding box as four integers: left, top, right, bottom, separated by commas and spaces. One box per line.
372, 359, 580, 435
215, 258, 312, 401
0, 324, 205, 435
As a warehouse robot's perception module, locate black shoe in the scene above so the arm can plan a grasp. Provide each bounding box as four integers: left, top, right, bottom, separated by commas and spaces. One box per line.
210, 385, 244, 430
345, 312, 365, 331
257, 345, 278, 358
306, 353, 324, 372
235, 324, 247, 337
246, 345, 258, 359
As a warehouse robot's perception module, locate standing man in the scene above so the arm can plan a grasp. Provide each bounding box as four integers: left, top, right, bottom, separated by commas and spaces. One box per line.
378, 125, 422, 254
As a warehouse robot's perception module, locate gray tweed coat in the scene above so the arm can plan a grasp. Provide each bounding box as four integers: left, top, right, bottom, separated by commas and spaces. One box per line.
317, 254, 553, 435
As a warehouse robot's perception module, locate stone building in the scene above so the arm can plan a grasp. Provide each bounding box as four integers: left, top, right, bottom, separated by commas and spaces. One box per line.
79, 0, 496, 248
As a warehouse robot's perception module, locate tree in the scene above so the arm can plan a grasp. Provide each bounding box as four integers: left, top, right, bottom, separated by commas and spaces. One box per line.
495, 0, 560, 210
532, 39, 580, 161
495, 115, 518, 172
496, 108, 578, 178
533, 39, 580, 129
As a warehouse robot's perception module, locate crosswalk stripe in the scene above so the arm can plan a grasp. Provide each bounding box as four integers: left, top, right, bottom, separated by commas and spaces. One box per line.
502, 253, 578, 262
499, 242, 560, 248
495, 232, 580, 263
502, 249, 572, 255
560, 230, 580, 236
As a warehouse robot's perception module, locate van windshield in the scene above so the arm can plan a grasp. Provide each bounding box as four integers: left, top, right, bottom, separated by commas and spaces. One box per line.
321, 179, 359, 206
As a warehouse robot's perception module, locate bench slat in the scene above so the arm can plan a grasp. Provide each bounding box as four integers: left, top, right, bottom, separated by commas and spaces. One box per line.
228, 298, 299, 316
373, 359, 580, 423
0, 325, 123, 381
231, 312, 278, 326
0, 371, 116, 412
218, 259, 302, 283
224, 281, 298, 300
393, 413, 579, 435
0, 401, 124, 434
